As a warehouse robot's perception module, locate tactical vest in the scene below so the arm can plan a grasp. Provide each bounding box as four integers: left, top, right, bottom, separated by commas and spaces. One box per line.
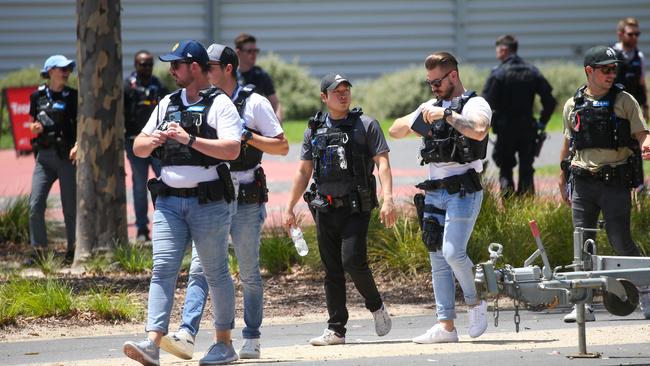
570, 84, 632, 150
309, 108, 374, 197
419, 91, 488, 164
32, 85, 74, 152
229, 84, 264, 172
152, 88, 224, 167
615, 48, 645, 106
125, 75, 164, 136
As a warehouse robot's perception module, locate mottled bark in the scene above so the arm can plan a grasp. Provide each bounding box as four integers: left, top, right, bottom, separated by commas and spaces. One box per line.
75, 0, 126, 264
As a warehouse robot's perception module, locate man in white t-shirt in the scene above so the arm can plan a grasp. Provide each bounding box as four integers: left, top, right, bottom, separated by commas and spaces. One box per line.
160, 44, 288, 361
122, 40, 242, 366
389, 51, 491, 344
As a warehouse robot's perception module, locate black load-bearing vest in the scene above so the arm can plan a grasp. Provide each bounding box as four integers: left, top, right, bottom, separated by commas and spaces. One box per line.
570, 84, 632, 151
615, 48, 645, 107
33, 85, 74, 150
229, 84, 264, 172
309, 108, 373, 197
152, 87, 224, 167
419, 90, 488, 165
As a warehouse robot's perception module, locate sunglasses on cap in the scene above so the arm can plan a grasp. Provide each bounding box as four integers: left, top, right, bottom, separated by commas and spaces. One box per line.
424, 70, 453, 88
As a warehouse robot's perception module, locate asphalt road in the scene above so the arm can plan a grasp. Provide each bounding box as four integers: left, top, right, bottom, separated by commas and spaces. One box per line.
2, 305, 649, 366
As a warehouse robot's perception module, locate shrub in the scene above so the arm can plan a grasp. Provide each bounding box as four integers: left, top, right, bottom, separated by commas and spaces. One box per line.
259, 226, 297, 275
0, 277, 74, 323
0, 195, 30, 245
35, 250, 64, 276
84, 287, 141, 321
114, 243, 152, 274
256, 53, 321, 120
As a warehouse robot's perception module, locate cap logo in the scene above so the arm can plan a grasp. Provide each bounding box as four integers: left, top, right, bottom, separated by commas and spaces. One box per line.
334, 74, 345, 82
187, 52, 193, 58
606, 48, 616, 57
171, 43, 179, 51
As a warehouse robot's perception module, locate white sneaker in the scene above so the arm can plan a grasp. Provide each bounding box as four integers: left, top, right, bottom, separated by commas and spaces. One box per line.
159, 328, 195, 360
238, 338, 261, 359
309, 329, 345, 346
639, 287, 650, 320
412, 323, 459, 344
372, 304, 392, 336
563, 304, 596, 323
468, 300, 488, 338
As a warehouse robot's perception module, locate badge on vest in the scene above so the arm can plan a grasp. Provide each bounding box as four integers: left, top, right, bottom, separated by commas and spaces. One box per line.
187, 105, 206, 112
52, 101, 66, 110
592, 100, 610, 107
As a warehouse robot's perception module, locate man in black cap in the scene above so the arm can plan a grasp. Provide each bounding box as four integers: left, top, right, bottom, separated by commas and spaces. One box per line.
483, 34, 557, 196
559, 45, 650, 322
122, 40, 242, 366
283, 72, 397, 346
123, 50, 168, 242
160, 43, 288, 361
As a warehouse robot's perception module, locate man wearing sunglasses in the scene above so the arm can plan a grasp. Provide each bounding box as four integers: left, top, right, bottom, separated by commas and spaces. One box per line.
559, 45, 650, 323
122, 40, 242, 366
389, 52, 491, 344
483, 34, 557, 196
613, 17, 647, 120
160, 43, 288, 361
123, 50, 168, 243
234, 33, 282, 121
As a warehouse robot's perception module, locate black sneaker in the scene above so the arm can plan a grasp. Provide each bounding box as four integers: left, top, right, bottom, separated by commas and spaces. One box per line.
64, 250, 75, 265
136, 229, 151, 243
23, 248, 45, 267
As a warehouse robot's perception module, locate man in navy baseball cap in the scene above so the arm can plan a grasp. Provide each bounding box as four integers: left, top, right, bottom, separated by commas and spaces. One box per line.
159, 40, 209, 66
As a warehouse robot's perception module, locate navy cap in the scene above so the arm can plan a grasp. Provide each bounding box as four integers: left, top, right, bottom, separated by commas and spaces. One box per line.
40, 55, 75, 77
206, 43, 239, 70
583, 46, 621, 67
320, 73, 352, 93
159, 40, 209, 65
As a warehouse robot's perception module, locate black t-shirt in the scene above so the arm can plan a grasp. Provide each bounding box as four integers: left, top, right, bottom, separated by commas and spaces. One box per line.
123, 73, 168, 138
239, 66, 276, 97
29, 85, 78, 144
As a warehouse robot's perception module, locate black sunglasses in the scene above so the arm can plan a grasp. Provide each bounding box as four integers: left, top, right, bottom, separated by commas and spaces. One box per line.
594, 65, 618, 75
425, 70, 453, 87
626, 32, 641, 37
171, 60, 192, 70
138, 62, 154, 67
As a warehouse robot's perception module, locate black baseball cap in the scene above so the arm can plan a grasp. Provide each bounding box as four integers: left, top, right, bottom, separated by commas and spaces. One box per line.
320, 73, 352, 93
583, 46, 621, 67
206, 43, 239, 70
159, 40, 209, 65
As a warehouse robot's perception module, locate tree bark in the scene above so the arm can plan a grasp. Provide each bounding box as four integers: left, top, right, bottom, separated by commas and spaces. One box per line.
75, 0, 126, 264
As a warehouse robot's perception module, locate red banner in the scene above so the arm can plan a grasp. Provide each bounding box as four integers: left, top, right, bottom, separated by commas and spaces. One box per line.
2, 86, 37, 154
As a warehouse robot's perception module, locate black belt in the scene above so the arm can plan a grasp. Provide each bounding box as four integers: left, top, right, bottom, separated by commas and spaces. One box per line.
570, 164, 631, 185
415, 169, 482, 197
148, 178, 226, 204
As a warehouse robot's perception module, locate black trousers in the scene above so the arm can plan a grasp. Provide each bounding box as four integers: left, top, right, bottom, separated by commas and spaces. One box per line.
314, 208, 383, 335
571, 175, 640, 256
493, 128, 537, 195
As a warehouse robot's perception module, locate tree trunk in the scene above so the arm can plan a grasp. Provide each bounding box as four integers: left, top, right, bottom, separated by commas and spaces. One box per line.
75, 0, 126, 264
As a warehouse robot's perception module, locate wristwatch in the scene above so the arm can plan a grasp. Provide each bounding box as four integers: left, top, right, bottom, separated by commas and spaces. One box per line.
242, 129, 253, 142
443, 108, 453, 119
187, 134, 196, 148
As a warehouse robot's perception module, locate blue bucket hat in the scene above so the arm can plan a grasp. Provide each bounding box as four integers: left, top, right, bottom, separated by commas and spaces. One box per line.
41, 55, 76, 78
159, 40, 209, 66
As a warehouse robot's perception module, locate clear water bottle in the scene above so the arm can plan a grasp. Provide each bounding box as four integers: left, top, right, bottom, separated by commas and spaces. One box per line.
290, 226, 309, 256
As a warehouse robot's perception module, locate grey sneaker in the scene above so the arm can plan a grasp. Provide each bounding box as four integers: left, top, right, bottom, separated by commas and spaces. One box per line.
372, 304, 392, 336
309, 329, 345, 346
123, 339, 160, 366
160, 328, 195, 360
563, 304, 595, 323
199, 342, 239, 365
238, 338, 261, 359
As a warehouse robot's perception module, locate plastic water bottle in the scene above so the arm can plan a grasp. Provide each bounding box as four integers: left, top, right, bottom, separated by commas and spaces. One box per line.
290, 226, 309, 256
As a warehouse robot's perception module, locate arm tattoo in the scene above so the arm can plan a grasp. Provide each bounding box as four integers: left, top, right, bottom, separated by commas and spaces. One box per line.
448, 112, 489, 139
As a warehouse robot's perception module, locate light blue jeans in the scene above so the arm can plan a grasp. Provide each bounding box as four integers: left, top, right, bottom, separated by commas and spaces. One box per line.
145, 195, 234, 333
180, 203, 266, 339
425, 189, 483, 321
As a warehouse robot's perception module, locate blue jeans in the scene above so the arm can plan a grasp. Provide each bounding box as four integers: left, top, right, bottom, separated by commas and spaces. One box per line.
145, 195, 234, 334
125, 138, 161, 234
180, 203, 266, 339
425, 189, 483, 321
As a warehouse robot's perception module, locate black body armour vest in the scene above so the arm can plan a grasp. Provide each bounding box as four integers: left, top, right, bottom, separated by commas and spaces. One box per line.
152, 88, 224, 167
33, 86, 73, 149
615, 48, 645, 106
419, 91, 488, 164
309, 108, 373, 197
570, 84, 632, 150
229, 85, 264, 172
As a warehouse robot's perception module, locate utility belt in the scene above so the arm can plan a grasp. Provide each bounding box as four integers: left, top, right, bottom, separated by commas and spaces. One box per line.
31, 135, 71, 159
302, 183, 376, 215
569, 162, 635, 187
415, 169, 482, 197
147, 164, 235, 206
237, 167, 269, 205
